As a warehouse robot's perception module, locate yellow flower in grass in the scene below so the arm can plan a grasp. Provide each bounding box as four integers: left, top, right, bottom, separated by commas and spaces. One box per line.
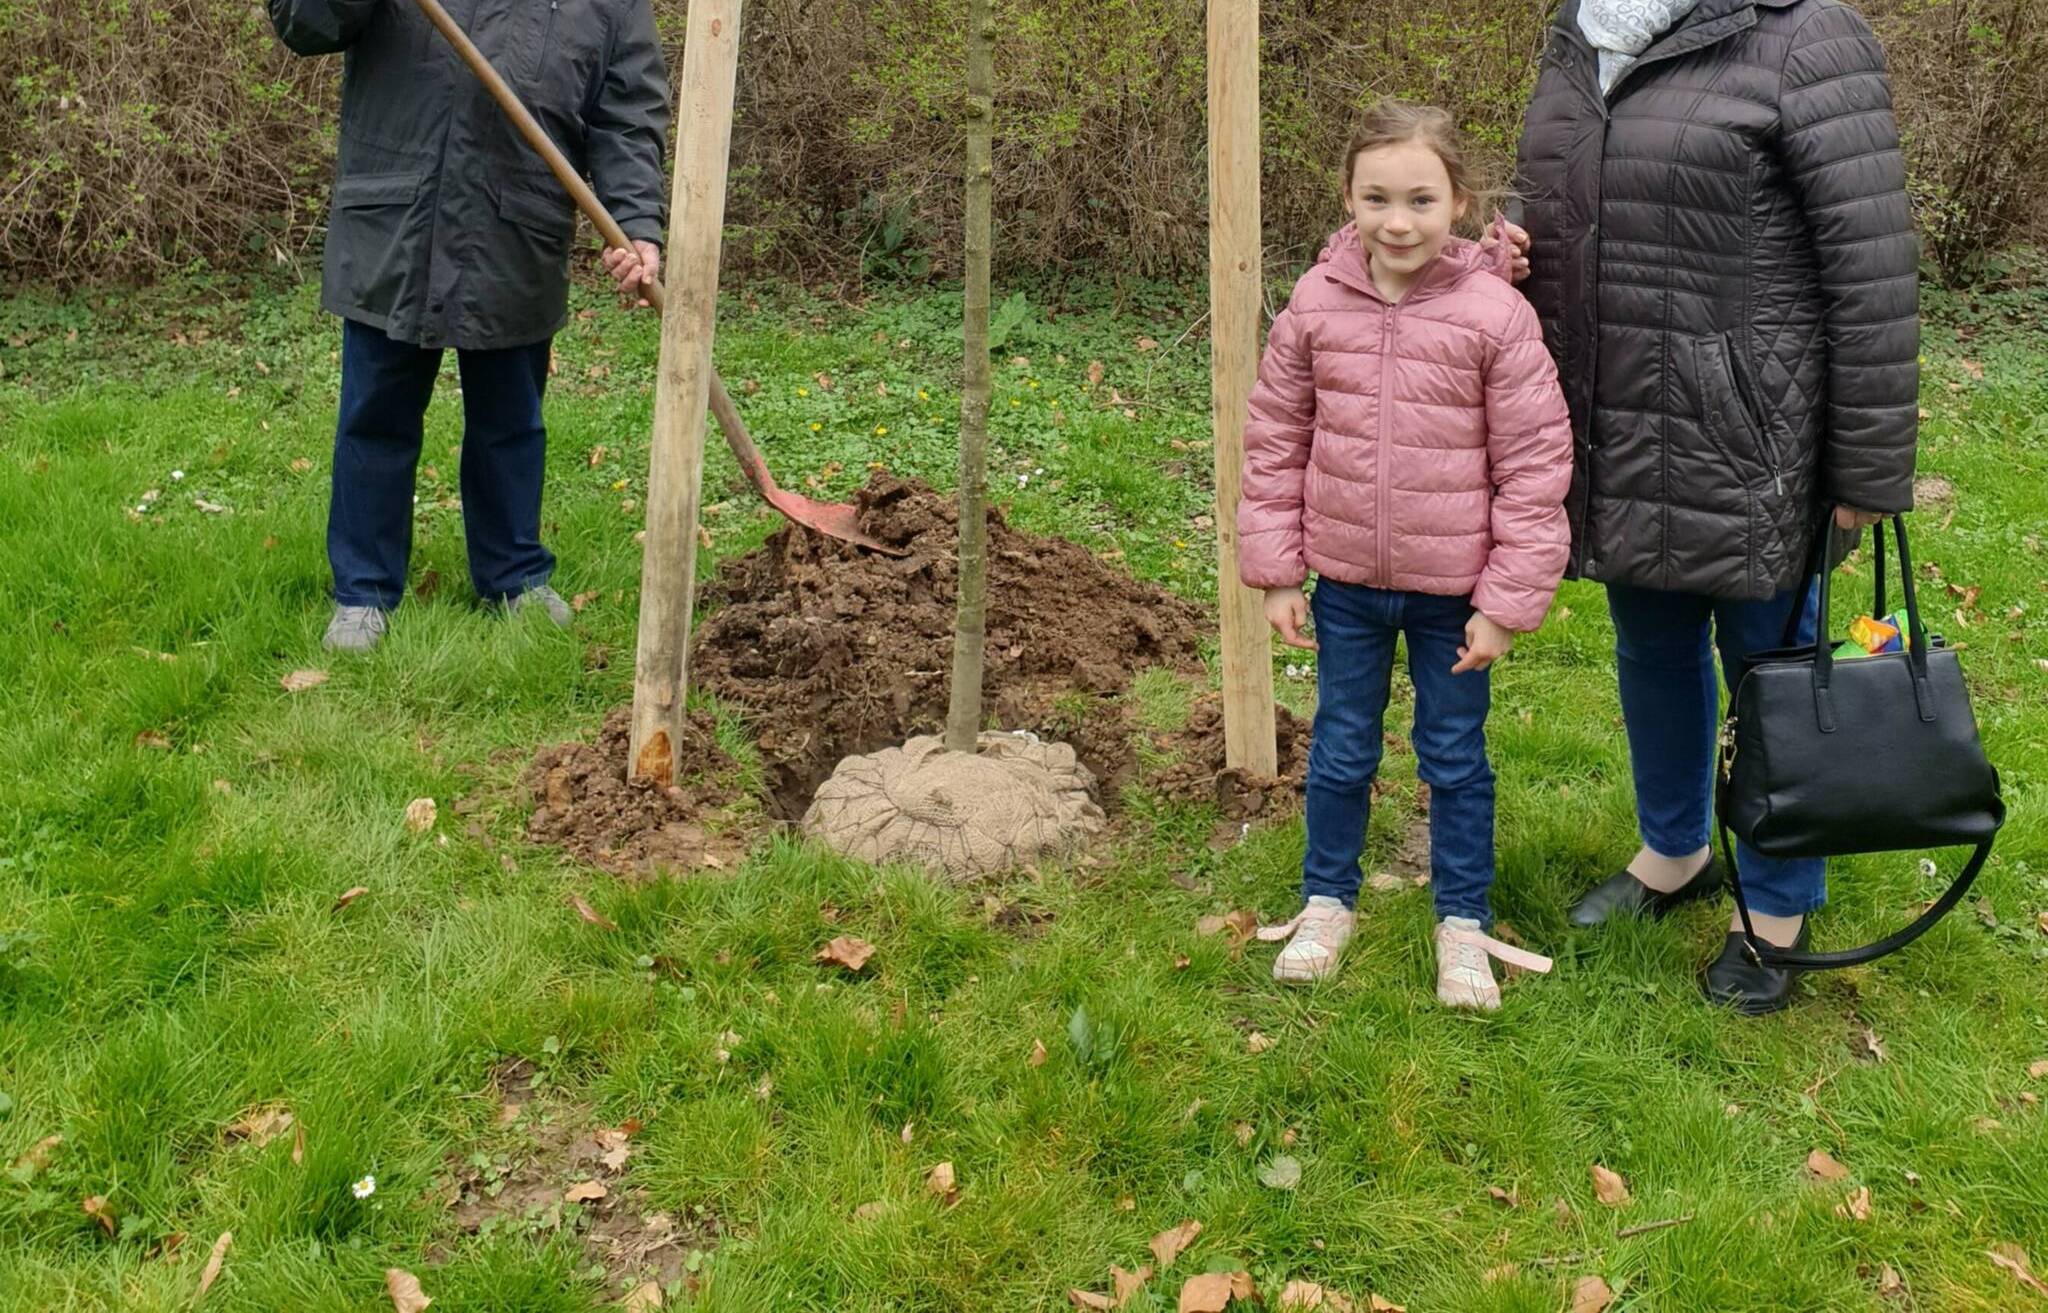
810, 422, 822, 432
875, 425, 889, 436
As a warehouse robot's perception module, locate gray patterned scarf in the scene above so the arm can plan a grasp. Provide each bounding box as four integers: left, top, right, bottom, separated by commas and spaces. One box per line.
1577, 0, 1704, 92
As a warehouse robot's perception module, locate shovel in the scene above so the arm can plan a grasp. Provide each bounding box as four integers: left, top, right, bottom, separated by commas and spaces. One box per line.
413, 0, 902, 556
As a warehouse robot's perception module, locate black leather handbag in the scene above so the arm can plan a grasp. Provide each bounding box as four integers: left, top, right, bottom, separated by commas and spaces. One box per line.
1716, 513, 2004, 969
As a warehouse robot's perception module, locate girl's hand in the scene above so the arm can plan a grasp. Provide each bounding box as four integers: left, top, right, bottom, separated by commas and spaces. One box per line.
1264, 587, 1317, 650
1453, 611, 1514, 673
1481, 220, 1532, 285
1834, 505, 1885, 531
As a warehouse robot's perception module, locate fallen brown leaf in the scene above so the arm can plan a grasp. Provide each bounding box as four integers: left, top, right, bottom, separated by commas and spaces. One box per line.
1571, 1275, 1615, 1313
1807, 1149, 1851, 1182
1279, 1280, 1337, 1309
587, 445, 607, 468
135, 729, 172, 751
1113, 1264, 1153, 1305
1487, 1184, 1519, 1208
1087, 359, 1105, 387
622, 1280, 663, 1312
564, 1180, 607, 1204
1070, 1292, 1115, 1311
1177, 1272, 1251, 1312
1028, 1038, 1048, 1068
280, 669, 329, 693
816, 935, 876, 972
1150, 1218, 1203, 1269
1246, 1031, 1274, 1055
1857, 1028, 1888, 1063
570, 591, 598, 612
403, 797, 436, 834
195, 1230, 232, 1300
1136, 336, 1159, 352
11, 1134, 62, 1175
2028, 1059, 2048, 1081
1367, 1296, 1405, 1312
1233, 1122, 1255, 1147
82, 1194, 116, 1235
852, 1200, 888, 1221
386, 1268, 433, 1312
1989, 1243, 2048, 1298
570, 894, 618, 931
1482, 1263, 1519, 1284
1591, 1163, 1631, 1206
224, 1106, 295, 1148
1836, 1185, 1873, 1221
927, 1161, 959, 1207
332, 886, 369, 912
1877, 1264, 1902, 1296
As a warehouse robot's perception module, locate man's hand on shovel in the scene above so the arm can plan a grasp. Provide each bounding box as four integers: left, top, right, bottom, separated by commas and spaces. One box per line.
601, 240, 662, 307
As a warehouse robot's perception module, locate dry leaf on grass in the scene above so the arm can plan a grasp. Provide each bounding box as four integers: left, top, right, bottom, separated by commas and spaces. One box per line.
926, 1161, 960, 1207
1113, 1264, 1153, 1304
2028, 1059, 2048, 1081
280, 669, 328, 693
1278, 1280, 1353, 1309
1178, 1272, 1253, 1311
1364, 873, 1405, 894
1835, 1186, 1873, 1221
1136, 336, 1160, 352
816, 936, 876, 972
402, 797, 436, 834
1070, 1292, 1115, 1311
332, 886, 369, 912
1591, 1163, 1631, 1206
1368, 1298, 1406, 1312
1806, 1149, 1851, 1182
596, 1127, 632, 1171
82, 1194, 115, 1235
1989, 1244, 2048, 1298
1857, 1028, 1889, 1063
1150, 1219, 1203, 1269
224, 1106, 294, 1148
134, 729, 172, 750
386, 1268, 433, 1312
570, 895, 618, 931
1258, 1155, 1303, 1190
621, 1281, 663, 1311
291, 1122, 305, 1165
1876, 1264, 1902, 1295
1571, 1275, 1615, 1313
1486, 1184, 1519, 1208
1245, 1031, 1274, 1055
563, 1180, 607, 1203
194, 1230, 232, 1300
16, 1132, 67, 1175
1028, 1039, 1048, 1068
852, 1200, 889, 1222
1483, 1264, 1519, 1284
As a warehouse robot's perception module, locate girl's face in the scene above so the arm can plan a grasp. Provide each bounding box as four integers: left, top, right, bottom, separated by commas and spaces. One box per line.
1346, 141, 1468, 289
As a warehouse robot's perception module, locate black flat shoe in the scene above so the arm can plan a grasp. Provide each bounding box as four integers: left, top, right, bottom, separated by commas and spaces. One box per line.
1567, 854, 1725, 928
1701, 924, 1810, 1016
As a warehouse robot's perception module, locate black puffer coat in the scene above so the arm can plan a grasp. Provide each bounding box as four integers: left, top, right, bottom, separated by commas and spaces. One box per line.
270, 0, 671, 350
1515, 0, 1919, 599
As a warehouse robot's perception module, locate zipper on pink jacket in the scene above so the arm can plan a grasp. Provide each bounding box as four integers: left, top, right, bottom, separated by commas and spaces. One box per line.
1378, 303, 1397, 585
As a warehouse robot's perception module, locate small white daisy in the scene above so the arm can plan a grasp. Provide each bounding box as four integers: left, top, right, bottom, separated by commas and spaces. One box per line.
351, 1175, 377, 1199
170, 470, 185, 481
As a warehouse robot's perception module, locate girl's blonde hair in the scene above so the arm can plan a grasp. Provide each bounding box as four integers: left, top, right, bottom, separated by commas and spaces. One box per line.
1343, 100, 1489, 214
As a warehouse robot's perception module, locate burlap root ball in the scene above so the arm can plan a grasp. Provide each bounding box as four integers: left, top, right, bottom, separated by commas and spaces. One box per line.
802, 731, 1105, 877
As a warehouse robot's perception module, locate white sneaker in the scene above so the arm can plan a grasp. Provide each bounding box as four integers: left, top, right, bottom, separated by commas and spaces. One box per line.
1258, 896, 1355, 983
1435, 917, 1556, 1011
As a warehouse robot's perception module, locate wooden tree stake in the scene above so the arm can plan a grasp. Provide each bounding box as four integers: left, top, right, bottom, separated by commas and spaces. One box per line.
944, 0, 996, 753
629, 0, 744, 780
1207, 0, 1278, 775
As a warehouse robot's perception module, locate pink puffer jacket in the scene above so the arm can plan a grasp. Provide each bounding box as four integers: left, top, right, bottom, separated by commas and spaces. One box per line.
1237, 222, 1572, 632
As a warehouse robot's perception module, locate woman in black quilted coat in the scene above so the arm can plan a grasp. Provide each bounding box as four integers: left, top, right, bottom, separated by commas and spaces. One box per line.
1500, 0, 1920, 1013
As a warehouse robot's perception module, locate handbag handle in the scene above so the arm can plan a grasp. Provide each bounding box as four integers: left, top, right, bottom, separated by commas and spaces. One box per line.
1811, 512, 1935, 728
1718, 812, 1991, 970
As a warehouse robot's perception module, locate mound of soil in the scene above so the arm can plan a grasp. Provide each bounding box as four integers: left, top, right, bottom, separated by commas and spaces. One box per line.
1148, 694, 1310, 822
524, 708, 753, 876
695, 474, 1208, 815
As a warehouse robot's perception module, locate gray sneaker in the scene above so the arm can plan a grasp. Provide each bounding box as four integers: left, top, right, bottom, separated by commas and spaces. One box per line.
509, 584, 573, 627
323, 604, 389, 652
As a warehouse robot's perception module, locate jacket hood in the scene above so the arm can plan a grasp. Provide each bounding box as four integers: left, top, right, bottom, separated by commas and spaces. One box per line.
1313, 213, 1515, 298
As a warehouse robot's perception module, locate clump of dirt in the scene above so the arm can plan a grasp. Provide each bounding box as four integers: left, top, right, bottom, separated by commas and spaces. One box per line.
694, 474, 1207, 815
524, 708, 754, 876
440, 1059, 714, 1302
1147, 694, 1310, 822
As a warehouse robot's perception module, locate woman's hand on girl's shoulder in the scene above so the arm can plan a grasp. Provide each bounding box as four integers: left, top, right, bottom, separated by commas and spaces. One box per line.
1264, 587, 1317, 650
1453, 611, 1514, 673
1481, 220, 1532, 285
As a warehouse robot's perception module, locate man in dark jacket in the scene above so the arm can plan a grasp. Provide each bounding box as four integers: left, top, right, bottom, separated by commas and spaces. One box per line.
269, 0, 671, 650
1504, 0, 1918, 1011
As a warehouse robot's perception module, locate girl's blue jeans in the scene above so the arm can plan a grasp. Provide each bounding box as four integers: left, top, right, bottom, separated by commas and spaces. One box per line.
1605, 580, 1826, 917
1302, 580, 1496, 926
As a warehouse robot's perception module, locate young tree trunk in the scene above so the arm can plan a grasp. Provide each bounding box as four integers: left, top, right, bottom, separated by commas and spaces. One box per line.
944, 0, 994, 754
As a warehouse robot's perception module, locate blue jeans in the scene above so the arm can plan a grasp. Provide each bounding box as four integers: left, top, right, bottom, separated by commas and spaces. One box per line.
329, 318, 556, 609
1606, 581, 1826, 917
1303, 581, 1496, 924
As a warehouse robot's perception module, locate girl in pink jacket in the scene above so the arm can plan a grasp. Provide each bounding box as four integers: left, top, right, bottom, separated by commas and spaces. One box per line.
1242, 102, 1571, 1008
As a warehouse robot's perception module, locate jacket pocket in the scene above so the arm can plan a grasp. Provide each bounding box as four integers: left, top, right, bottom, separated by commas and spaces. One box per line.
1689, 332, 1776, 484
333, 171, 424, 209
493, 182, 576, 246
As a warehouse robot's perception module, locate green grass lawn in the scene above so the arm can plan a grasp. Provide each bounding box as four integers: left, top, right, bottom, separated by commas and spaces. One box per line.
0, 270, 2044, 1312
